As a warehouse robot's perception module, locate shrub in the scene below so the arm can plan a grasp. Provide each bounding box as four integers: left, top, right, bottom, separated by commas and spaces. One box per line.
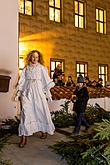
51, 101, 110, 128
50, 119, 110, 165
51, 100, 76, 128
85, 104, 110, 125
1, 116, 20, 135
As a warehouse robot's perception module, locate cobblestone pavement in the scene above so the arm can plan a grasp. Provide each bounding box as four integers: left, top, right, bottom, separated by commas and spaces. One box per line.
1, 131, 68, 165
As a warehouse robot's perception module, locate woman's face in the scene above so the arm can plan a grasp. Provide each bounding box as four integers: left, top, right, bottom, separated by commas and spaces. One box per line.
30, 52, 39, 64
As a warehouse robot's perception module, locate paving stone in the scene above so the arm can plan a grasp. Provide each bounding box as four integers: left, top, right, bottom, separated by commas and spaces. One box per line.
1, 132, 68, 165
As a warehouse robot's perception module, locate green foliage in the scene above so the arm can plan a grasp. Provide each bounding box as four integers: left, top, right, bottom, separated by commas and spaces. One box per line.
0, 116, 19, 164
50, 132, 101, 165
0, 117, 19, 152
0, 159, 12, 165
82, 144, 109, 165
82, 119, 110, 165
51, 100, 75, 128
1, 116, 20, 135
94, 119, 110, 140
51, 101, 110, 128
50, 118, 110, 165
0, 134, 12, 165
104, 145, 110, 157
85, 104, 110, 125
0, 135, 10, 152
50, 100, 110, 164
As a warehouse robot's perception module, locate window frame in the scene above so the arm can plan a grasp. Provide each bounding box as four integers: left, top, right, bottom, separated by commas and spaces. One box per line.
19, 56, 24, 70
50, 58, 65, 79
19, 0, 33, 16
74, 0, 86, 29
18, 56, 25, 75
76, 61, 88, 78
96, 8, 106, 34
49, 0, 62, 22
98, 64, 108, 86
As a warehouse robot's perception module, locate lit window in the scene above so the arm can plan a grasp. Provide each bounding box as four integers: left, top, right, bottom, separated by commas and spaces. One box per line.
19, 0, 33, 15
76, 62, 87, 78
98, 65, 108, 86
50, 58, 64, 79
19, 56, 25, 69
74, 0, 85, 28
19, 56, 25, 74
49, 0, 62, 22
96, 8, 106, 34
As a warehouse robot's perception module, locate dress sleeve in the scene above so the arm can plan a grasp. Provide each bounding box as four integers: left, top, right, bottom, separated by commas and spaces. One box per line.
40, 66, 55, 102
41, 66, 55, 91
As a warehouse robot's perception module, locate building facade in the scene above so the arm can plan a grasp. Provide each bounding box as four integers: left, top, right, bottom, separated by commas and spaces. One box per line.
19, 0, 110, 85
0, 0, 18, 119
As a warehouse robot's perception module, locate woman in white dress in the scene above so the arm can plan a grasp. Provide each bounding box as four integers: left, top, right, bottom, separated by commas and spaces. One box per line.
15, 50, 55, 147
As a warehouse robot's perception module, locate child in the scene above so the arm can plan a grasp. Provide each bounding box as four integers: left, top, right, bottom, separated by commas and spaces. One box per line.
71, 74, 89, 136
56, 74, 65, 86
53, 63, 63, 84
15, 50, 55, 147
66, 76, 75, 87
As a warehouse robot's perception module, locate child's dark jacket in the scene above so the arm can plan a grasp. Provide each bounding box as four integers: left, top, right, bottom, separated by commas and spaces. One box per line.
73, 86, 89, 113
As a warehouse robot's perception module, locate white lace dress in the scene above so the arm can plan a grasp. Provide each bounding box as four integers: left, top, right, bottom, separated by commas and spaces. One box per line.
16, 63, 55, 136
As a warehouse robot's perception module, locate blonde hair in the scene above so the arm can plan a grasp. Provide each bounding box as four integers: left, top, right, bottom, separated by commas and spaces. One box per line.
24, 50, 44, 65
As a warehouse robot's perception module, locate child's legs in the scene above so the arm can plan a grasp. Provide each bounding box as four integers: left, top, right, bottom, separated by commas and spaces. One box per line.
74, 112, 82, 133
81, 113, 89, 127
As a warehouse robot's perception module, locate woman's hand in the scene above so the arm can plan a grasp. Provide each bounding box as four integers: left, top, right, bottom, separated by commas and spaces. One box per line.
45, 90, 52, 102
14, 90, 22, 101
14, 95, 20, 101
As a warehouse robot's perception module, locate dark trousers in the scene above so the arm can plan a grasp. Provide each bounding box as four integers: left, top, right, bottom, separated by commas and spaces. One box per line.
74, 112, 89, 133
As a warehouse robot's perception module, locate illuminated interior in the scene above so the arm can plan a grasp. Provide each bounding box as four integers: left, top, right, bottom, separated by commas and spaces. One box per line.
98, 65, 108, 85
77, 63, 87, 77
19, 0, 32, 15
19, 0, 24, 14
74, 0, 84, 28
49, 0, 61, 22
50, 59, 64, 78
96, 8, 106, 34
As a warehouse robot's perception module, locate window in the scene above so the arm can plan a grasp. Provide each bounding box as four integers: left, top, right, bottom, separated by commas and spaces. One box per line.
19, 56, 25, 75
19, 0, 33, 15
96, 8, 106, 34
98, 64, 108, 86
50, 58, 64, 79
76, 62, 87, 78
74, 0, 85, 28
49, 0, 62, 22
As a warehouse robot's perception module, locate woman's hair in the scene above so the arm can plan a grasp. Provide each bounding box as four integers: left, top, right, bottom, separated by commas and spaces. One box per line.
24, 50, 44, 65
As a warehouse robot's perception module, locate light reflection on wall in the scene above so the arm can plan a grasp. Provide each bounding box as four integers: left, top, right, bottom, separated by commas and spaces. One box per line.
19, 31, 56, 72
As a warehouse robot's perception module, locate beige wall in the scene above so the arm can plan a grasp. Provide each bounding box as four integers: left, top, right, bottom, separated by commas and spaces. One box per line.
0, 0, 18, 119
19, 0, 110, 82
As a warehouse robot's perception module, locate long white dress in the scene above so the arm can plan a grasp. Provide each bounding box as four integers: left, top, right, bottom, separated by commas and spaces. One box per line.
16, 63, 55, 136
